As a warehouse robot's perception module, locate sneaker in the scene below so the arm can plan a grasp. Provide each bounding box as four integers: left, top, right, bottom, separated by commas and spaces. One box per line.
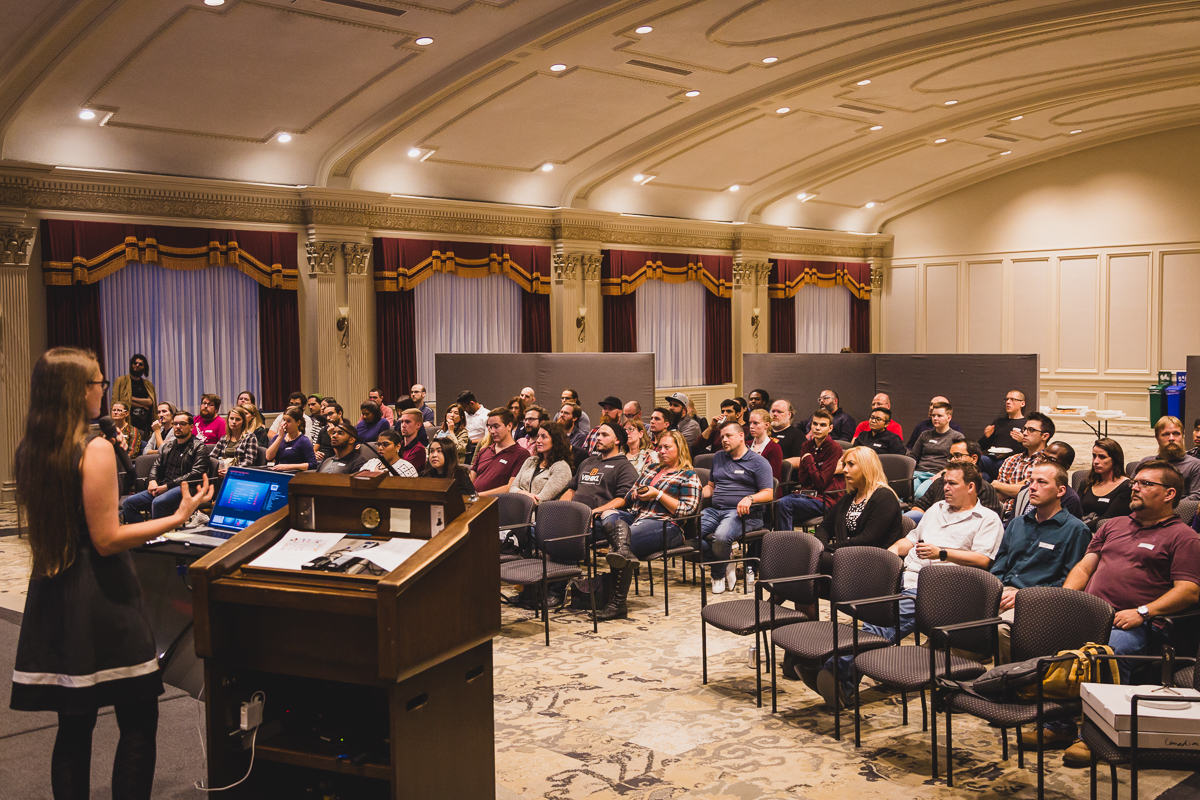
187, 511, 210, 529
726, 562, 739, 593
816, 668, 856, 710
711, 576, 726, 595
1062, 739, 1092, 768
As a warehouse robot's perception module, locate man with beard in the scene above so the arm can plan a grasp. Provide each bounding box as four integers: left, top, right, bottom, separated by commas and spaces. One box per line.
801, 389, 856, 442
194, 393, 227, 444
1132, 416, 1200, 501
113, 353, 157, 440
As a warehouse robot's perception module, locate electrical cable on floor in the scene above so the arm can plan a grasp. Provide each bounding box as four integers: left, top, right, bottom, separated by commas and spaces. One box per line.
195, 690, 265, 792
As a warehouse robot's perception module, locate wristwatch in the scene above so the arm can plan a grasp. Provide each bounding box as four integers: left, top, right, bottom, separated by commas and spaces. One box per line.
938, 548, 948, 562
1137, 605, 1151, 621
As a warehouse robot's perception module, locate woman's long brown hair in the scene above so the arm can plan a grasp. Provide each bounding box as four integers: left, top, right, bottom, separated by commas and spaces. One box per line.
15, 347, 99, 577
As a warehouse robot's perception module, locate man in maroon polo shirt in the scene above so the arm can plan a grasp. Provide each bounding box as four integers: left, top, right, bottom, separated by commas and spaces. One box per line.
469, 407, 530, 496
394, 408, 427, 472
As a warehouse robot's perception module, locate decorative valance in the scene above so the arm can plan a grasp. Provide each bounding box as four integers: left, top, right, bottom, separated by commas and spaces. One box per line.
40, 220, 298, 289
372, 237, 551, 294
768, 259, 871, 300
601, 249, 732, 298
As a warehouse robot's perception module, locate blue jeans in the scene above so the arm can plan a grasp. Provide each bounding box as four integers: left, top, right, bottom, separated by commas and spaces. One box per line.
826, 588, 918, 697
121, 486, 183, 523
913, 471, 936, 499
1046, 622, 1150, 737
904, 509, 924, 525
979, 455, 1003, 482
699, 507, 762, 579
776, 494, 825, 532
610, 511, 684, 559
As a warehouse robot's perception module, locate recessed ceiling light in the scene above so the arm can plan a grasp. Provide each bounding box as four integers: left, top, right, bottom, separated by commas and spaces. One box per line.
728, 184, 740, 192
944, 100, 958, 106
869, 125, 883, 131
541, 162, 555, 171
204, 0, 224, 5
934, 138, 947, 144
408, 147, 422, 158
685, 90, 700, 97
857, 79, 872, 86
78, 109, 96, 120
797, 192, 816, 202
1000, 150, 1012, 155
633, 174, 644, 182
864, 201, 877, 209
277, 132, 292, 143
415, 37, 434, 46
635, 25, 653, 34
639, 174, 656, 185
775, 107, 790, 114
762, 57, 778, 64
1070, 129, 1083, 134
1010, 115, 1024, 121
550, 64, 567, 72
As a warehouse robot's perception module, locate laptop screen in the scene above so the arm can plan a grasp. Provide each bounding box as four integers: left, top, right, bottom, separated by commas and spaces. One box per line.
209, 467, 293, 533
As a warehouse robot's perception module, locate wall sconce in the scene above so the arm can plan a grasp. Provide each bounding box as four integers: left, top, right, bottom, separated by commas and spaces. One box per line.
576, 307, 587, 343
336, 306, 350, 349
751, 307, 761, 339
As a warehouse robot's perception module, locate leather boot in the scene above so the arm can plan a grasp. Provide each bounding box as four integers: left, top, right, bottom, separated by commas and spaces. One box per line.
593, 563, 634, 621
605, 519, 638, 569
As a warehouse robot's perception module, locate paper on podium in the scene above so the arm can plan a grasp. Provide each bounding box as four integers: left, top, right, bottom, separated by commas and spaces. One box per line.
249, 531, 347, 570
355, 537, 426, 572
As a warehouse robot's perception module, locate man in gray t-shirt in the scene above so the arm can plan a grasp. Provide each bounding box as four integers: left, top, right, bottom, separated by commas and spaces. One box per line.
909, 400, 965, 499
699, 422, 774, 595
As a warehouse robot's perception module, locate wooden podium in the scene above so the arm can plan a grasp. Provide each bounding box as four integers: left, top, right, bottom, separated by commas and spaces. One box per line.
189, 473, 500, 799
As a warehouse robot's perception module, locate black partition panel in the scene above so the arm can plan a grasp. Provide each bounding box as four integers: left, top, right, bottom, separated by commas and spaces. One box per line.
1187, 356, 1200, 445
435, 354, 655, 419
742, 354, 877, 427
876, 354, 1039, 443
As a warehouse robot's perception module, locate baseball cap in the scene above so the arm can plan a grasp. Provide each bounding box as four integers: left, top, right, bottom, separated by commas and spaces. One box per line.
598, 395, 623, 410
666, 392, 690, 407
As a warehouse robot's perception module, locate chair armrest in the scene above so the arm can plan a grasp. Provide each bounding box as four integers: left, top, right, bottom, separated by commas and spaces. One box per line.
929, 616, 1004, 647
758, 573, 831, 588
498, 522, 534, 533
1087, 650, 1178, 685
703, 556, 761, 569
1154, 605, 1200, 635
837, 593, 906, 614
542, 531, 594, 543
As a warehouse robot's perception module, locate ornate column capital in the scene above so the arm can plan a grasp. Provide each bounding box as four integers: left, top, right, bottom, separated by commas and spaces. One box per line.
580, 254, 602, 282
552, 252, 579, 281
733, 259, 772, 286
342, 242, 372, 276
871, 266, 884, 290
305, 240, 339, 275
0, 226, 35, 266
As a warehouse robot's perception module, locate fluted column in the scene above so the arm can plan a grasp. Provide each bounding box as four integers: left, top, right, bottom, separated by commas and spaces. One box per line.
343, 242, 374, 406
550, 253, 581, 353
870, 259, 887, 354
305, 240, 344, 400
0, 221, 36, 499
731, 259, 771, 393
580, 254, 603, 353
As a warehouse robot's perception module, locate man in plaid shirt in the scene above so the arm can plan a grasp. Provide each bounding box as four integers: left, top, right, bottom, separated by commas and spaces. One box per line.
994, 411, 1054, 518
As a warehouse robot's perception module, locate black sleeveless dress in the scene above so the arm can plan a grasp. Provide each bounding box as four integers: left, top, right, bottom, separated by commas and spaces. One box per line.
10, 441, 163, 714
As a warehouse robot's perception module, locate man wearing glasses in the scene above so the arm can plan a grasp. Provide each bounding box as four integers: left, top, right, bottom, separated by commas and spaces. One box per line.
121, 412, 209, 522
978, 390, 1028, 480
851, 407, 906, 455
851, 393, 903, 440
802, 389, 856, 442
993, 411, 1054, 517
1032, 460, 1200, 766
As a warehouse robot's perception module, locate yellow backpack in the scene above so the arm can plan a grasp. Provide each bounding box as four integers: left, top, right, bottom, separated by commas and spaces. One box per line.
1016, 642, 1120, 701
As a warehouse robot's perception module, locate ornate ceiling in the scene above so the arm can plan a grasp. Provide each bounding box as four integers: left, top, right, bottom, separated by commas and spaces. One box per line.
3, 0, 1198, 233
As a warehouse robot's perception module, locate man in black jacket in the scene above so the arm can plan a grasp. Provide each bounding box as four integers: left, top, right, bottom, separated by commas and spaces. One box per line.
851, 408, 906, 455
121, 411, 208, 521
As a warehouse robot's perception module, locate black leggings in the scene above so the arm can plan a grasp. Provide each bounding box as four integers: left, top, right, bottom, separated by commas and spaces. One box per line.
52, 699, 159, 800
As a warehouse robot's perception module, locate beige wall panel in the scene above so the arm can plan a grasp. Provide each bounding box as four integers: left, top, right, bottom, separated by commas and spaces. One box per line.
1104, 391, 1150, 419
1055, 390, 1100, 411
967, 261, 1002, 353
924, 264, 958, 351
885, 266, 917, 353
1058, 257, 1098, 371
1106, 254, 1150, 373
1162, 251, 1200, 369
1012, 260, 1050, 369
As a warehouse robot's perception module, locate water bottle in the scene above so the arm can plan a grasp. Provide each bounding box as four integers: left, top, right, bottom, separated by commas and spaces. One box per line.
747, 641, 758, 668
745, 566, 756, 594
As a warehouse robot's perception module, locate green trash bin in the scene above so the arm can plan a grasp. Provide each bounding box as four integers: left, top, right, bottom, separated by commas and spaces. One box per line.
1148, 382, 1169, 427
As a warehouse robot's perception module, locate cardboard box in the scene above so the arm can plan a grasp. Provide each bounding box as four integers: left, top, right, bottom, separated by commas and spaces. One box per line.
1082, 683, 1200, 749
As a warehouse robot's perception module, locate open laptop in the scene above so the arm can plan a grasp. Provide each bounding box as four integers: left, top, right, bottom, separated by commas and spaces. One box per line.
168, 467, 293, 547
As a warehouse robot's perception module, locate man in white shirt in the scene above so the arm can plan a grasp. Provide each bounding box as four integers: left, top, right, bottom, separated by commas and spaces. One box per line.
457, 390, 490, 444
814, 461, 1003, 708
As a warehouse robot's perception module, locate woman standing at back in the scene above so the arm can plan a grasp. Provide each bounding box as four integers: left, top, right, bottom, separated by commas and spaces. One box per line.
11, 347, 211, 799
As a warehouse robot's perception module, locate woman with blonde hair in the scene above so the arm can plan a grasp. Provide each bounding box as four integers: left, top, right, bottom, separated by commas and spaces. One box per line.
214, 405, 259, 475
239, 400, 269, 447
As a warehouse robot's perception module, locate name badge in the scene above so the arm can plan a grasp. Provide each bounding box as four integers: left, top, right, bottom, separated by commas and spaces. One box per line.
1038, 541, 1055, 551
1098, 497, 1110, 503
499, 459, 508, 465
734, 469, 745, 474
1139, 542, 1155, 550
605, 464, 614, 469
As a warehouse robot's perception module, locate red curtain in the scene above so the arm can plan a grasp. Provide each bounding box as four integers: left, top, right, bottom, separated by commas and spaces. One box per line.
372, 237, 550, 294
521, 290, 551, 352
850, 296, 870, 353
704, 291, 732, 385
770, 296, 796, 353
603, 294, 637, 353
376, 289, 418, 401
768, 259, 871, 300
258, 286, 301, 412
45, 284, 108, 414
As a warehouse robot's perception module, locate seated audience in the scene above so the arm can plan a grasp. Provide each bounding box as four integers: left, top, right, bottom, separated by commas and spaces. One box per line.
306, 395, 326, 437
1034, 441, 1084, 517
267, 407, 316, 472
665, 392, 701, 450
622, 400, 642, 423
993, 410, 1053, 517
1132, 416, 1200, 501
802, 389, 856, 442
269, 392, 308, 438
557, 402, 588, 449
815, 461, 1002, 707
1079, 437, 1132, 529
907, 440, 1003, 523
909, 401, 966, 498
624, 419, 659, 474
990, 461, 1091, 662
394, 408, 427, 472
421, 438, 476, 496
851, 393, 903, 440
435, 402, 470, 457
509, 421, 573, 505
355, 401, 390, 443
746, 408, 783, 483
593, 430, 702, 620
121, 411, 208, 522
317, 422, 368, 474
777, 410, 845, 531
213, 406, 258, 474
978, 390, 1028, 480
647, 407, 673, 442
905, 395, 965, 449
367, 388, 395, 424
458, 391, 490, 443
694, 398, 743, 455
110, 401, 143, 457
315, 402, 345, 461
1190, 418, 1200, 459
519, 386, 536, 406
851, 407, 906, 455
147, 401, 179, 453
469, 408, 530, 496
517, 405, 548, 455
769, 400, 805, 463
688, 397, 709, 433
194, 393, 227, 444
560, 388, 592, 435
584, 396, 624, 452
360, 429, 418, 476
1038, 460, 1200, 766
410, 383, 435, 425
507, 396, 527, 443
236, 390, 256, 407
747, 389, 770, 413
241, 401, 269, 447
699, 422, 774, 594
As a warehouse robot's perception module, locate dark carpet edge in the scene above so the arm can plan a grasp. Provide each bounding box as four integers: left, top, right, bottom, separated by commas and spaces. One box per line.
0, 606, 21, 626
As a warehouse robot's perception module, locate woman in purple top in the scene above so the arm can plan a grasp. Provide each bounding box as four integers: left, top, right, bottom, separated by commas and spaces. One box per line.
267, 407, 316, 472
356, 401, 390, 443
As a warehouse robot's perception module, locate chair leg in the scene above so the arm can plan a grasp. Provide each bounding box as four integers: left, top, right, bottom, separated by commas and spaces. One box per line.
1037, 721, 1044, 800
647, 557, 654, 597
901, 691, 908, 726
920, 689, 929, 732
930, 686, 939, 780
1016, 725, 1025, 768
701, 618, 708, 684
945, 699, 953, 786
755, 628, 762, 709
542, 582, 550, 646
663, 553, 671, 616
1001, 727, 1008, 761
1089, 755, 1097, 800
1109, 764, 1117, 800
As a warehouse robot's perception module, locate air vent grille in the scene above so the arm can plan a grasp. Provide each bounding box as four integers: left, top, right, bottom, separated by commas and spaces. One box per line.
836, 103, 885, 115
317, 0, 406, 17
984, 133, 1018, 142
626, 59, 692, 76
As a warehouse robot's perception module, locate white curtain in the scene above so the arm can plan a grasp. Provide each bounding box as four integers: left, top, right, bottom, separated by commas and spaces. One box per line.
795, 284, 851, 353
635, 278, 704, 387
99, 262, 261, 413
415, 272, 521, 401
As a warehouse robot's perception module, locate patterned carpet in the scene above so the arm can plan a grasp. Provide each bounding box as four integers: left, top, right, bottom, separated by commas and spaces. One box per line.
494, 563, 1193, 800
